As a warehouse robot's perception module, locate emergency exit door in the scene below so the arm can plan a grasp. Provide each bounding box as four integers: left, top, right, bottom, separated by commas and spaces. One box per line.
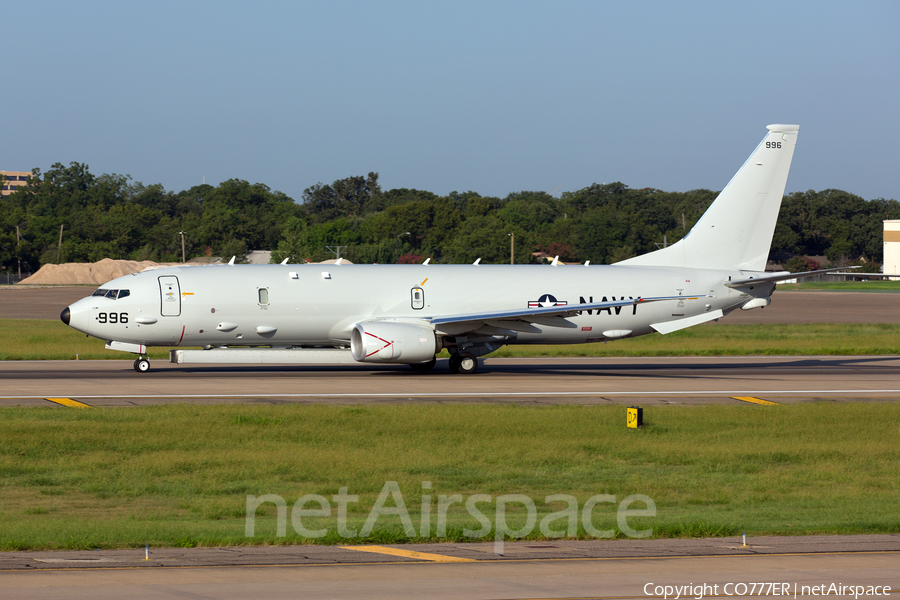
159, 276, 181, 316
411, 286, 424, 310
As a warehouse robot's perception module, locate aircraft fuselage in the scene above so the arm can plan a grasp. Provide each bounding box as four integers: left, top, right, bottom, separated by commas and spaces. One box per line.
63, 263, 767, 349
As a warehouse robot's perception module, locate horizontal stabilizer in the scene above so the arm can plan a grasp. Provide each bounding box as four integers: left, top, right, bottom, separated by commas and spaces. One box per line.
725, 266, 860, 288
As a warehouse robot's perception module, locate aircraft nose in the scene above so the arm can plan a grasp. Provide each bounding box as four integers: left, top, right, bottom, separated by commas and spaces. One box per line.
60, 306, 71, 325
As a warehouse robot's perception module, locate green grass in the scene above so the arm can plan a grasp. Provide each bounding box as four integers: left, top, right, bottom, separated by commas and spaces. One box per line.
491, 323, 900, 357
0, 320, 180, 360
1, 403, 898, 550
4, 319, 900, 360
778, 280, 900, 291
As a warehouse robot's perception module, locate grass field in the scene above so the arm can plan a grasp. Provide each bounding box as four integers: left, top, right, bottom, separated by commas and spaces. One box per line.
0, 319, 177, 360
492, 322, 900, 357
3, 319, 900, 360
1, 403, 898, 550
778, 280, 900, 291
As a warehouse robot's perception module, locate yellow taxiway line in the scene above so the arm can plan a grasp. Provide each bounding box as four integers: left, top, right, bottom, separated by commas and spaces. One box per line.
45, 397, 93, 409
339, 545, 475, 562
732, 396, 779, 406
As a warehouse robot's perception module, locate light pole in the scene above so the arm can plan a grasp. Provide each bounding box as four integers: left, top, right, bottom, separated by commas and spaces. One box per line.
178, 231, 186, 263
325, 245, 347, 261
56, 224, 64, 263
395, 231, 410, 263
16, 225, 22, 279
508, 232, 514, 265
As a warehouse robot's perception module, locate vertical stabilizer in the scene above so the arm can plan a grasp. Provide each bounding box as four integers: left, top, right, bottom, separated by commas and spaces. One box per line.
616, 124, 799, 271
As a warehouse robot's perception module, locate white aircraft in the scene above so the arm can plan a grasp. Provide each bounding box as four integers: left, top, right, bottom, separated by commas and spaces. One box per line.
61, 124, 837, 374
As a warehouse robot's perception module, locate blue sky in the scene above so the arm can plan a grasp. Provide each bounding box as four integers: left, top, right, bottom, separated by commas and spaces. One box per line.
4, 1, 898, 201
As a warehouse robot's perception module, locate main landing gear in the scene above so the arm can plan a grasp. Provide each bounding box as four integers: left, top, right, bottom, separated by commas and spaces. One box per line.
133, 355, 150, 373
448, 353, 478, 374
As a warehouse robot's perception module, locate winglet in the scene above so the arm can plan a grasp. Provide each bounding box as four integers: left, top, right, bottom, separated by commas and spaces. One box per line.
423, 258, 430, 265
228, 256, 235, 265
551, 256, 559, 266
281, 257, 290, 265
473, 258, 481, 265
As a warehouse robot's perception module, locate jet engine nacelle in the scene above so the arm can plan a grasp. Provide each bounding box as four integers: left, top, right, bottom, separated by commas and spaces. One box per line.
350, 321, 439, 364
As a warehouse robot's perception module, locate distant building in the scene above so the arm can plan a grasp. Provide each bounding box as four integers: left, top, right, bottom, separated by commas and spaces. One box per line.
1, 171, 31, 196
245, 250, 272, 264
883, 220, 900, 278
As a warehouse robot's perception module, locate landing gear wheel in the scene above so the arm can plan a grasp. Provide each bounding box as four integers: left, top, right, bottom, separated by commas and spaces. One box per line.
448, 355, 461, 374
409, 357, 437, 372
457, 353, 478, 374
134, 357, 150, 373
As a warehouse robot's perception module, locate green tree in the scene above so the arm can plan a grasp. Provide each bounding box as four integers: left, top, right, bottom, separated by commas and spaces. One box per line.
303, 173, 381, 222
444, 215, 511, 264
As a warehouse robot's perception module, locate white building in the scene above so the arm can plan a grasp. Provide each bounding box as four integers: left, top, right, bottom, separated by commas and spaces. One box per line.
883, 220, 900, 277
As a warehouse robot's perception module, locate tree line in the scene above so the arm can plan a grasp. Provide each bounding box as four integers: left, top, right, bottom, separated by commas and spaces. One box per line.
2, 162, 897, 275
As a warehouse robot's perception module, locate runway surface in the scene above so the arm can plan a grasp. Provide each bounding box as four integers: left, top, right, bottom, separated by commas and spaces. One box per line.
3, 355, 900, 407
2, 536, 898, 599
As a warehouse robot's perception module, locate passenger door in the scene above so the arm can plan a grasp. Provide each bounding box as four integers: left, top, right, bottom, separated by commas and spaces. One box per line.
159, 276, 181, 316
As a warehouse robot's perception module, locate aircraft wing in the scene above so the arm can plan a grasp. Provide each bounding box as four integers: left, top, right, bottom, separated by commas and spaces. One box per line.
725, 266, 860, 288
427, 295, 698, 335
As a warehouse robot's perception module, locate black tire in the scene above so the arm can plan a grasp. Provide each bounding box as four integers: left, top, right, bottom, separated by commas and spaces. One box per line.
409, 358, 437, 372
134, 358, 150, 373
457, 353, 478, 374
448, 355, 461, 374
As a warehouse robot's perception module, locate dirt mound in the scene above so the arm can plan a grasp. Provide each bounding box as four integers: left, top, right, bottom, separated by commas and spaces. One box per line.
18, 258, 161, 285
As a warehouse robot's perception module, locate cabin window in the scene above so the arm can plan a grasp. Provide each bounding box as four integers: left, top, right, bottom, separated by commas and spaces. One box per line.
258, 288, 269, 305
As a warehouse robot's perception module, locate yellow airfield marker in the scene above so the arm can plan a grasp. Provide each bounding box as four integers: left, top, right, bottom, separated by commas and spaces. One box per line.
45, 397, 93, 409
626, 406, 644, 428
732, 396, 779, 406
339, 545, 474, 562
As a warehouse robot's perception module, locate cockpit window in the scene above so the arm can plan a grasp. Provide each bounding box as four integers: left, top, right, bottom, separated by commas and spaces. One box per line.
91, 288, 130, 299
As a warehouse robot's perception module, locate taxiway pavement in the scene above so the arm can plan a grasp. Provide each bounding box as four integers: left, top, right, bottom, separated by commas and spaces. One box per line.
1, 536, 897, 599
3, 355, 900, 407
